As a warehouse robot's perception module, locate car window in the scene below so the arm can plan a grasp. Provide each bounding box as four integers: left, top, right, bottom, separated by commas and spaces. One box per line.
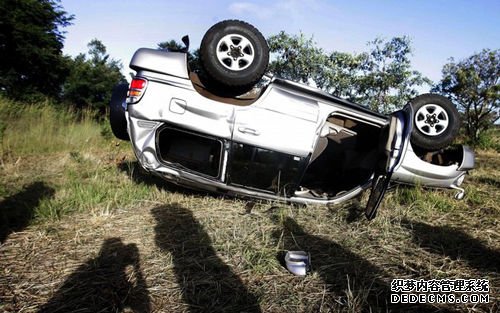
228, 142, 308, 195
157, 127, 223, 178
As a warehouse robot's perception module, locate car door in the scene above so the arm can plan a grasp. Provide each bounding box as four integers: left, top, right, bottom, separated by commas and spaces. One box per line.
229, 87, 319, 195
232, 87, 319, 157
365, 105, 412, 220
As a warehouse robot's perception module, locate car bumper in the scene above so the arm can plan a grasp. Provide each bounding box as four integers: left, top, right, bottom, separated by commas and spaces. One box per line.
392, 143, 474, 189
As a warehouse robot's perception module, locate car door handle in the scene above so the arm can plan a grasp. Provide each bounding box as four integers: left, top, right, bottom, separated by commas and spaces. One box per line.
238, 127, 260, 136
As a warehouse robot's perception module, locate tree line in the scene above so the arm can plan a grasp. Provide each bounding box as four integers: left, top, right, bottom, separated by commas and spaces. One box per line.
0, 0, 126, 112
1, 0, 498, 145
266, 32, 498, 145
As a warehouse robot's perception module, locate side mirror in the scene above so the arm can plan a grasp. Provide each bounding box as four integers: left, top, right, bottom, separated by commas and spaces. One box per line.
181, 35, 190, 52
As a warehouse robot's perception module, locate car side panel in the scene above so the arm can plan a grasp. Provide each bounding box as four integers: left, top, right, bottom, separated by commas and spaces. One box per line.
233, 87, 319, 157
128, 73, 235, 140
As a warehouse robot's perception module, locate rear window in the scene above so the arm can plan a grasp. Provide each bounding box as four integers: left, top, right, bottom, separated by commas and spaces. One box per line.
157, 127, 222, 178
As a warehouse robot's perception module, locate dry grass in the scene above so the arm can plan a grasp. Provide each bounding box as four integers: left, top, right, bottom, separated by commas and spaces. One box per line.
0, 100, 498, 312
1, 151, 498, 312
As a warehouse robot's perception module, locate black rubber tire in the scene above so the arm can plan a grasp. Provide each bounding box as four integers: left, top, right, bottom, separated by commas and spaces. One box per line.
410, 94, 460, 150
109, 83, 130, 141
200, 20, 269, 95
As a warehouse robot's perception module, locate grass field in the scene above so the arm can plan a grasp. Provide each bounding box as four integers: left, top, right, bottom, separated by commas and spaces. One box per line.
0, 99, 498, 312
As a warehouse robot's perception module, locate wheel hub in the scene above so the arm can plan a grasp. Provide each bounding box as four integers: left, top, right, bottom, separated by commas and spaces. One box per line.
216, 34, 255, 71
425, 113, 439, 127
229, 45, 244, 60
415, 104, 449, 136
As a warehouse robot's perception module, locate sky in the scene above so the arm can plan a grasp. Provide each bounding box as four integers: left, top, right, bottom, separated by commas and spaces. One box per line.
61, 0, 499, 87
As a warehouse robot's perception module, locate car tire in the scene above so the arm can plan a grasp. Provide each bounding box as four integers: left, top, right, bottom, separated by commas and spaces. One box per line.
109, 83, 130, 141
200, 20, 269, 95
410, 94, 460, 150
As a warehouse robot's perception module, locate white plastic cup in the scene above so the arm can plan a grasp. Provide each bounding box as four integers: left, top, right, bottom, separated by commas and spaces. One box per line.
285, 251, 311, 276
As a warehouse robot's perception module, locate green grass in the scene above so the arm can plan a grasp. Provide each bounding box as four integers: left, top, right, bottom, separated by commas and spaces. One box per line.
0, 98, 106, 157
0, 97, 167, 221
0, 98, 498, 313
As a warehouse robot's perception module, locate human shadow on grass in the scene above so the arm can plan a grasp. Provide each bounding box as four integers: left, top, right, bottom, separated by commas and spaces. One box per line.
0, 181, 55, 243
402, 219, 500, 273
272, 217, 451, 312
152, 204, 261, 313
38, 238, 151, 313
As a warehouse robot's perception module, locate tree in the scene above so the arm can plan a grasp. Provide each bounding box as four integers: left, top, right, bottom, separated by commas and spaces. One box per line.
267, 31, 326, 84
317, 51, 367, 100
356, 37, 431, 112
157, 40, 184, 51
433, 49, 499, 144
0, 0, 73, 100
62, 39, 126, 112
267, 32, 430, 113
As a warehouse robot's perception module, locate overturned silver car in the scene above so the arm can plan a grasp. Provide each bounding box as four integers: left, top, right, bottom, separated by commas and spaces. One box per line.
110, 20, 474, 219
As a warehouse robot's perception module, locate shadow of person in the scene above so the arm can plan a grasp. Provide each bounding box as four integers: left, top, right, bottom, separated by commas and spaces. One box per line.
152, 204, 261, 313
0, 181, 55, 243
401, 219, 500, 273
273, 217, 448, 312
38, 238, 151, 313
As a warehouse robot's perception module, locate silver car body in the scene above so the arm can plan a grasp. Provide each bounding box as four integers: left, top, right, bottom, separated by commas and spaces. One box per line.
125, 48, 474, 205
